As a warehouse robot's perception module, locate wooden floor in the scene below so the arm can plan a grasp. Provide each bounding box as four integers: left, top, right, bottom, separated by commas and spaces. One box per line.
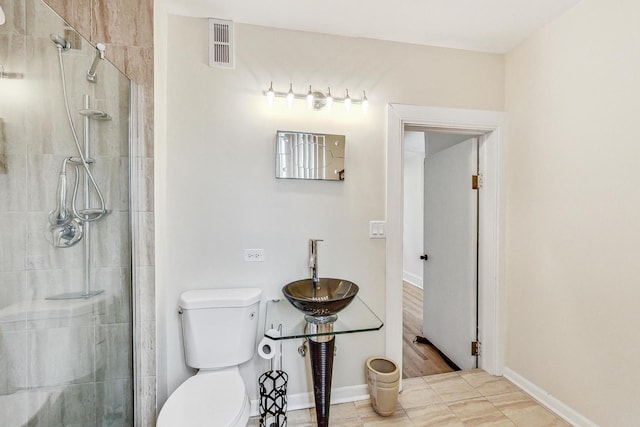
402, 282, 454, 379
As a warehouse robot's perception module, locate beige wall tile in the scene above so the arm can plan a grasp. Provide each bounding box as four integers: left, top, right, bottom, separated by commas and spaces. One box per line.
138, 375, 157, 427
42, 0, 154, 88
43, 0, 92, 37
0, 0, 26, 35
92, 0, 153, 47
124, 45, 153, 88
140, 84, 154, 157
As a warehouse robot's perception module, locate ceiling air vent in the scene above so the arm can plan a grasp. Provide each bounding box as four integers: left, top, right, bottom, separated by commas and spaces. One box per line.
208, 18, 234, 68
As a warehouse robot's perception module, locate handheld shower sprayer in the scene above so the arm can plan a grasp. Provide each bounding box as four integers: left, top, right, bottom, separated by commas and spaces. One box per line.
50, 33, 70, 51
48, 158, 72, 226
87, 43, 106, 83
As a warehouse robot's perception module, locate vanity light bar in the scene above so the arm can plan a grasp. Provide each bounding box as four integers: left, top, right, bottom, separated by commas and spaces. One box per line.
263, 82, 369, 112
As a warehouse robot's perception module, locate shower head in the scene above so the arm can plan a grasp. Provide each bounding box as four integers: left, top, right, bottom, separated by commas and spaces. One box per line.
86, 43, 106, 83
50, 33, 71, 51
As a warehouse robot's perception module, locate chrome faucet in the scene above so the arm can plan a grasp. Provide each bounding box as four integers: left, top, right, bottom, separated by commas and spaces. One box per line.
309, 239, 323, 284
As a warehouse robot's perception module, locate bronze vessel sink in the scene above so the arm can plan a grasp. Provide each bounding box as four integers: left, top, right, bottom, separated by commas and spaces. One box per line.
282, 278, 359, 318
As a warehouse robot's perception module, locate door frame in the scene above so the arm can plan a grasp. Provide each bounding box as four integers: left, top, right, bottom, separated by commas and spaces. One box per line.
386, 104, 507, 379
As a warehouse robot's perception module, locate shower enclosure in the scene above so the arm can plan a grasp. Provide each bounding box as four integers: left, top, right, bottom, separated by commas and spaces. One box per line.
0, 0, 134, 425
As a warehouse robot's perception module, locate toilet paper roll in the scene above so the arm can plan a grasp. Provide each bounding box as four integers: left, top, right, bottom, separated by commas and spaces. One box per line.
258, 329, 281, 360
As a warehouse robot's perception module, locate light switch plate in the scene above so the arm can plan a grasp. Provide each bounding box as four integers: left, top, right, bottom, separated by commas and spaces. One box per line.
369, 221, 386, 239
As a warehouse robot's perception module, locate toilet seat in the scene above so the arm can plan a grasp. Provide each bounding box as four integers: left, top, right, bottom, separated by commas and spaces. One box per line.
157, 369, 250, 427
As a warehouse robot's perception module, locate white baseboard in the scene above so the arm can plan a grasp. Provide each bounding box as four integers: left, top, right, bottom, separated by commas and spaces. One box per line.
503, 367, 597, 427
250, 384, 369, 417
402, 271, 423, 288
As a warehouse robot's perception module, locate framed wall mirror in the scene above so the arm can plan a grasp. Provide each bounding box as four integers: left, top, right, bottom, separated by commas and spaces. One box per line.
276, 131, 345, 181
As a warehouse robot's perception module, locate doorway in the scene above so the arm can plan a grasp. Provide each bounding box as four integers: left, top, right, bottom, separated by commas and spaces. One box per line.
402, 129, 483, 378
386, 104, 507, 383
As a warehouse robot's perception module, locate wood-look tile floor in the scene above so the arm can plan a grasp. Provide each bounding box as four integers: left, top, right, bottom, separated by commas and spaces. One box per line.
249, 370, 571, 426
402, 282, 454, 378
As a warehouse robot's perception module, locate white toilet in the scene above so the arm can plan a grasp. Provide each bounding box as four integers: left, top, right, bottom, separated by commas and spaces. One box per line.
157, 288, 262, 427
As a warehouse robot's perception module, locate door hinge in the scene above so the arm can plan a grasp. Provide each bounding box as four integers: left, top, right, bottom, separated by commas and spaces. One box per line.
472, 174, 483, 190
471, 341, 481, 356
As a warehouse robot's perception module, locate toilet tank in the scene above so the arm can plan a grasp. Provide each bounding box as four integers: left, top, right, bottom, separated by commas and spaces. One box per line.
179, 288, 262, 369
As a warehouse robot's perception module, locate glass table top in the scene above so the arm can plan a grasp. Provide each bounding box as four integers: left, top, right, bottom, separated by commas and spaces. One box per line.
264, 296, 383, 340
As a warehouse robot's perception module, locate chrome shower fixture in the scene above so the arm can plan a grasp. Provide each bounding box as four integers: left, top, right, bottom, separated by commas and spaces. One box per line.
48, 157, 72, 226
50, 33, 71, 51
47, 218, 84, 248
79, 108, 112, 120
86, 43, 106, 83
0, 64, 24, 79
47, 159, 85, 248
52, 47, 108, 226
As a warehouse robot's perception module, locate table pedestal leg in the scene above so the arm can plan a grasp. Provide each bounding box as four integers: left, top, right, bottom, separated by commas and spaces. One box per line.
308, 336, 335, 427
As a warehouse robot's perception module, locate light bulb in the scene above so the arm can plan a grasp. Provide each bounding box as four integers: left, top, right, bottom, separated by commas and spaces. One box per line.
326, 87, 333, 110
306, 85, 314, 109
266, 82, 275, 107
287, 83, 294, 108
344, 89, 352, 112
362, 91, 369, 113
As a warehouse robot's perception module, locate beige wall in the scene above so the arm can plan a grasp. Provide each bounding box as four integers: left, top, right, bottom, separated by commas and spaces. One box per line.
504, 0, 640, 424
157, 15, 504, 408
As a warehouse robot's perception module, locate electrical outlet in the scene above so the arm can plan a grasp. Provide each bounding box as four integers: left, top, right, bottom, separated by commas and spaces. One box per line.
244, 249, 265, 262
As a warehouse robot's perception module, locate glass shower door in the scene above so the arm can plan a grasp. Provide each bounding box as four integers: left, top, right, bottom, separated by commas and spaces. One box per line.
0, 0, 134, 425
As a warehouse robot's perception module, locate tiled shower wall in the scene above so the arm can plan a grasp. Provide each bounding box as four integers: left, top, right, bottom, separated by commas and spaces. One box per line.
3, 0, 156, 426
0, 0, 137, 424
40, 0, 155, 425
40, 0, 156, 424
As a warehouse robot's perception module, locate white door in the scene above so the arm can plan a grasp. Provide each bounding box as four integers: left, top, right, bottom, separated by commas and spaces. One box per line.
422, 138, 478, 370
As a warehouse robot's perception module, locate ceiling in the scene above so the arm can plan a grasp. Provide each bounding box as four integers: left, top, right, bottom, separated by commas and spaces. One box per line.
165, 0, 583, 53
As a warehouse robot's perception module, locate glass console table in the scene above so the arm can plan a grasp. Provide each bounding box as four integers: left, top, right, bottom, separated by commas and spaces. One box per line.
264, 296, 384, 340
263, 296, 384, 427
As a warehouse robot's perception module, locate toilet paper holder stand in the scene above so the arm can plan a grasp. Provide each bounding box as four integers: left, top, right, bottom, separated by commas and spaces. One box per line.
259, 324, 287, 427
268, 323, 283, 371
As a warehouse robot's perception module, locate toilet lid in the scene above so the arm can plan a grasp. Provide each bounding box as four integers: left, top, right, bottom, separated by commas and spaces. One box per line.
158, 371, 248, 426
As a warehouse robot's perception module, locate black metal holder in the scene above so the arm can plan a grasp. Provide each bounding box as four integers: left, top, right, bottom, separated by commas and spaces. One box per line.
259, 369, 288, 427
259, 324, 288, 427
308, 336, 335, 427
